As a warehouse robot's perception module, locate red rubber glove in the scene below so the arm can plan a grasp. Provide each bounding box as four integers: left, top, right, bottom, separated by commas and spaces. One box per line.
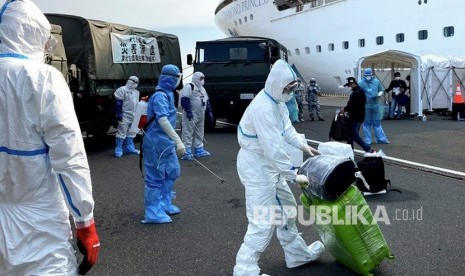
76, 221, 100, 275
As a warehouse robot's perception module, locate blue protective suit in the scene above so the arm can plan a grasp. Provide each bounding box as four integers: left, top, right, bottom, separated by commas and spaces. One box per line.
358, 76, 389, 144
285, 94, 299, 123
142, 64, 182, 223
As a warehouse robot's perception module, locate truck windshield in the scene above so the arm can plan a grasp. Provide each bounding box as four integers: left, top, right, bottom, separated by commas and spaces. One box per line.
196, 42, 268, 63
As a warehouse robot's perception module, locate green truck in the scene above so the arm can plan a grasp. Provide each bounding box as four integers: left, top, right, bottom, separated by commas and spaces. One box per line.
187, 36, 288, 129
45, 14, 182, 137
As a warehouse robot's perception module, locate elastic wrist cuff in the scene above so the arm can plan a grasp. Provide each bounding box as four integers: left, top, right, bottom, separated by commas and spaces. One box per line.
75, 218, 95, 229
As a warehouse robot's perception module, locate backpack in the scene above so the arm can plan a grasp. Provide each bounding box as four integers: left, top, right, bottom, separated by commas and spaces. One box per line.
355, 156, 399, 194
329, 113, 349, 142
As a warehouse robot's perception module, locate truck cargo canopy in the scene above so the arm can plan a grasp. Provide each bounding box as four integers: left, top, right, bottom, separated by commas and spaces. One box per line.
45, 14, 182, 80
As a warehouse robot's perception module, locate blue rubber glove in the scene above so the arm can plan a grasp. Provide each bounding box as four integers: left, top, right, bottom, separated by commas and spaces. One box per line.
181, 97, 193, 121
115, 99, 123, 121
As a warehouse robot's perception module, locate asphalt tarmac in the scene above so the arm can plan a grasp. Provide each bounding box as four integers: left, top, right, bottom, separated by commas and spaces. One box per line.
82, 98, 465, 276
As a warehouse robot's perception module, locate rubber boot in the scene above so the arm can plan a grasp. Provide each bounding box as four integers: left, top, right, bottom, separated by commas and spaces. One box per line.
162, 180, 180, 215
141, 186, 172, 224
114, 137, 124, 158
123, 137, 140, 155
193, 146, 211, 158
181, 148, 194, 160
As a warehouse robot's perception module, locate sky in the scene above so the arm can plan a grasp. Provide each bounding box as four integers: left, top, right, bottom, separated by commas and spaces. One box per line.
33, 0, 226, 76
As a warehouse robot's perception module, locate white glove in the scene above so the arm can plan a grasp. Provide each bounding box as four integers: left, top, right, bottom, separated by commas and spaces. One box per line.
158, 117, 186, 157
175, 141, 186, 157
296, 174, 309, 189
377, 91, 384, 97
300, 144, 320, 157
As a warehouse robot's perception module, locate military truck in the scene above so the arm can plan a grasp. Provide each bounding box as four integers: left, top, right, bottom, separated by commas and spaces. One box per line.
45, 14, 182, 137
187, 36, 288, 129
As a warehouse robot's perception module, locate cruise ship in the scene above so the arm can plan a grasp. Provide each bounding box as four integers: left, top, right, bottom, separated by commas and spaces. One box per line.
213, 0, 465, 96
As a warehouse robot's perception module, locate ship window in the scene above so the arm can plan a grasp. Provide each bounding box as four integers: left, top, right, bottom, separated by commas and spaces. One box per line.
358, 39, 365, 48
305, 47, 310, 54
287, 50, 292, 57
396, 33, 405, 43
295, 48, 300, 55
328, 43, 334, 51
418, 30, 428, 40
444, 26, 454, 37
316, 45, 321, 53
376, 36, 384, 45
342, 41, 349, 49
235, 21, 238, 26
244, 16, 247, 23
250, 14, 253, 20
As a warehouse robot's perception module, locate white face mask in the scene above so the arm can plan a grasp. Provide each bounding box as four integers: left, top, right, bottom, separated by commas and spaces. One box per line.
200, 80, 205, 86
282, 92, 294, 102
365, 76, 372, 81
395, 77, 400, 80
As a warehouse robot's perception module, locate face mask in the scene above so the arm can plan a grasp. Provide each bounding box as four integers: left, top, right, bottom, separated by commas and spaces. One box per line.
282, 92, 294, 102
395, 77, 400, 80
365, 76, 372, 81
200, 80, 205, 86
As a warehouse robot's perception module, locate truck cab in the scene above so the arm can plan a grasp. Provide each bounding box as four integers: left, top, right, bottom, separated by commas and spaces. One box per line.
187, 36, 287, 129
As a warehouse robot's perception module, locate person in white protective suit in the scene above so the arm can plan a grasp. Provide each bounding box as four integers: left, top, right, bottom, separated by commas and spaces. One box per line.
234, 59, 325, 276
114, 76, 141, 157
0, 1, 100, 275
180, 71, 213, 160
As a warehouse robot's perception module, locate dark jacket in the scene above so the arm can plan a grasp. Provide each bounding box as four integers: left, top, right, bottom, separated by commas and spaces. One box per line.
344, 85, 366, 123
385, 79, 408, 98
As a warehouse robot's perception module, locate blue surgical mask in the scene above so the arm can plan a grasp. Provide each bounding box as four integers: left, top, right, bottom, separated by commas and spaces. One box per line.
365, 76, 372, 81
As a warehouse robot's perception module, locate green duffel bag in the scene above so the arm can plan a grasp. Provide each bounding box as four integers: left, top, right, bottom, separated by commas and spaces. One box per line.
300, 185, 394, 276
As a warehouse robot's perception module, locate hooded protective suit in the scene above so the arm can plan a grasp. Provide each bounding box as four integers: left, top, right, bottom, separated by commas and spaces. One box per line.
234, 59, 324, 276
142, 64, 185, 224
358, 70, 389, 144
114, 76, 140, 157
180, 71, 212, 159
0, 1, 97, 274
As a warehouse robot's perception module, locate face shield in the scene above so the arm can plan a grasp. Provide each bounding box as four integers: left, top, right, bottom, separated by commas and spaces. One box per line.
174, 73, 183, 87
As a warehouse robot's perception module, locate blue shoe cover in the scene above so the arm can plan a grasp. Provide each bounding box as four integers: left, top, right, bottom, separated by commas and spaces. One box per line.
123, 138, 140, 154
194, 147, 211, 157
181, 148, 193, 160
142, 187, 172, 224
115, 138, 124, 157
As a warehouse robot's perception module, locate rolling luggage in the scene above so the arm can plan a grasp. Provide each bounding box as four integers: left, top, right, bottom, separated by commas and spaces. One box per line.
300, 185, 394, 275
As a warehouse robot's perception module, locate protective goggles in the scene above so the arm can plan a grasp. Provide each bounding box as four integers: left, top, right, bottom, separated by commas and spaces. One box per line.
283, 81, 299, 95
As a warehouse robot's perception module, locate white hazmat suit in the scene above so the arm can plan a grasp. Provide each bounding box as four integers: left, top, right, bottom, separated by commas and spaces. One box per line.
180, 71, 212, 160
114, 76, 141, 157
234, 59, 324, 276
0, 1, 98, 274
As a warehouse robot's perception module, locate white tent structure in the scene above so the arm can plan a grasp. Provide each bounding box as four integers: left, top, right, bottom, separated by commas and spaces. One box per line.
355, 50, 465, 117
355, 50, 423, 116
420, 54, 465, 112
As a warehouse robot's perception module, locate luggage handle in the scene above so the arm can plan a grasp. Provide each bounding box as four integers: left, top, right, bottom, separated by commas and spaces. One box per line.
355, 171, 371, 191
